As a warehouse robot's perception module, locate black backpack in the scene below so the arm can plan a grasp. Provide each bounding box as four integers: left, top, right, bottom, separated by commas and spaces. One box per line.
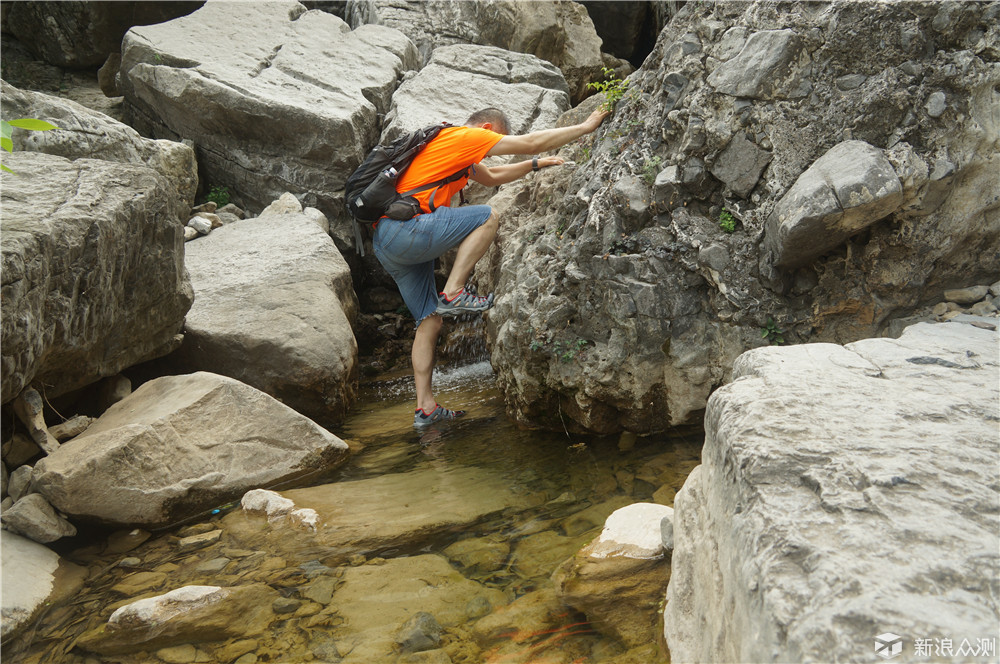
345, 122, 472, 255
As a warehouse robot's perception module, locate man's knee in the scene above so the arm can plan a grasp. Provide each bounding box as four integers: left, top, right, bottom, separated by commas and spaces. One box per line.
482, 212, 498, 234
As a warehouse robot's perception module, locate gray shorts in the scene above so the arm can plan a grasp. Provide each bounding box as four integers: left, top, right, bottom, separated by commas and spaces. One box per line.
373, 204, 493, 323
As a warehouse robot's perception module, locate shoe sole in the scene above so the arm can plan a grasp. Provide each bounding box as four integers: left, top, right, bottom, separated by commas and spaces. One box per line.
434, 305, 493, 318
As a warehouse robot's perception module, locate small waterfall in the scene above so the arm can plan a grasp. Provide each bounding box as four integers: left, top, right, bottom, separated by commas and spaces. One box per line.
440, 315, 490, 365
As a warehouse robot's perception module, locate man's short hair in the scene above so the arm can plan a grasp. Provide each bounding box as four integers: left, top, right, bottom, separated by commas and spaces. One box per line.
466, 108, 510, 135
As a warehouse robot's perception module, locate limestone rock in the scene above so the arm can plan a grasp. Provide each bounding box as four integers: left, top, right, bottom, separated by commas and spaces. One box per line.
764, 140, 903, 269
329, 555, 506, 661
443, 536, 511, 575
707, 28, 811, 99
588, 502, 674, 559
470, 587, 565, 645
2, 433, 41, 467
2, 1, 202, 68
119, 1, 419, 229
710, 132, 772, 198
77, 584, 278, 655
222, 466, 530, 563
1, 532, 87, 641
511, 530, 588, 581
482, 0, 999, 434
97, 374, 133, 411
11, 388, 59, 455
395, 611, 443, 653
176, 206, 359, 423
553, 502, 672, 646
664, 321, 999, 662
6, 465, 34, 503
1, 81, 198, 205
1, 493, 78, 543
944, 285, 989, 304
48, 415, 95, 441
1, 151, 192, 403
31, 372, 350, 528
348, 0, 603, 102
380, 44, 570, 143
186, 216, 212, 235
98, 52, 122, 97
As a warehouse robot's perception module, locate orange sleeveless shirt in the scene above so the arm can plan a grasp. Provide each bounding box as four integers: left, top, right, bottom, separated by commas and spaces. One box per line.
395, 126, 503, 214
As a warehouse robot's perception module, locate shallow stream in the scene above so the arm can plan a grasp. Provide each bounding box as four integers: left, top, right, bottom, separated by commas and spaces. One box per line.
9, 359, 701, 664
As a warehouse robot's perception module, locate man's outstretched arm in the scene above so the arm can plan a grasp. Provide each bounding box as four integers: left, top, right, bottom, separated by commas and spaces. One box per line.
468, 156, 566, 187
486, 108, 609, 157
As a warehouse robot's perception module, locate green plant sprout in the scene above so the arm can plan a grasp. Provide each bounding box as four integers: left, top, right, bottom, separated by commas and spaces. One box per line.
587, 67, 630, 112
761, 317, 785, 345
205, 185, 230, 207
642, 156, 662, 185
719, 209, 736, 233
2, 118, 59, 174
553, 338, 588, 363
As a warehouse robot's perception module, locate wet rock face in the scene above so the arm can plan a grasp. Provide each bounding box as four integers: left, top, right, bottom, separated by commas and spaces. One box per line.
118, 1, 419, 227
664, 320, 1000, 662
0, 151, 192, 403
76, 584, 279, 656
0, 532, 87, 642
482, 0, 1000, 434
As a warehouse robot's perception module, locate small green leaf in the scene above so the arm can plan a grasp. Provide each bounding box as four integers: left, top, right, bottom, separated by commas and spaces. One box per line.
1, 137, 12, 153
8, 118, 58, 131
2, 164, 16, 174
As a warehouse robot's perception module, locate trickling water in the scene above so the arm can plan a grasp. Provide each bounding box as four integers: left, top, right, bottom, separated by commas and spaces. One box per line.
440, 316, 490, 365
8, 363, 701, 664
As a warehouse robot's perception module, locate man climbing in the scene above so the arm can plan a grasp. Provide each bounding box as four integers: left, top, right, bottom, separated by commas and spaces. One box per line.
372, 106, 610, 427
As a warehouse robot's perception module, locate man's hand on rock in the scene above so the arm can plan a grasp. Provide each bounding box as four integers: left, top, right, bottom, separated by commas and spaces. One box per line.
583, 108, 611, 132
536, 156, 564, 169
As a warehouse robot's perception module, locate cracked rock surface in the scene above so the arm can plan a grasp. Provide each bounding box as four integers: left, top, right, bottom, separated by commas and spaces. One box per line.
664, 319, 1000, 662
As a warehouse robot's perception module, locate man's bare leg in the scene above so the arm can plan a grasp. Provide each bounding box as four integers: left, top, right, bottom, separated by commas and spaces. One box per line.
413, 313, 443, 413
442, 213, 498, 297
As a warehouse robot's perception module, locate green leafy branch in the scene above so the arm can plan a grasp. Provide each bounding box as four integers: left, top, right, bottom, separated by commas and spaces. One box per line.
2, 118, 59, 174
587, 67, 629, 112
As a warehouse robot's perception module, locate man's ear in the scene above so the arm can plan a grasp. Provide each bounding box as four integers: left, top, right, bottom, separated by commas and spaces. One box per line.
481, 122, 493, 131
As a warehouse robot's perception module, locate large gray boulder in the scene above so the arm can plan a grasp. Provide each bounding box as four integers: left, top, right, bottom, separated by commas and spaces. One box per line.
1, 532, 87, 641
381, 44, 571, 142
31, 372, 350, 528
0, 81, 198, 205
1, 151, 192, 403
176, 197, 359, 423
347, 0, 604, 102
479, 0, 1000, 433
118, 0, 419, 232
1, 1, 202, 68
764, 140, 903, 269
664, 320, 999, 662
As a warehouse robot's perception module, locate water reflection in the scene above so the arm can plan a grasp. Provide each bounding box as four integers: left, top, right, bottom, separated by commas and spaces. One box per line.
8, 363, 701, 664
